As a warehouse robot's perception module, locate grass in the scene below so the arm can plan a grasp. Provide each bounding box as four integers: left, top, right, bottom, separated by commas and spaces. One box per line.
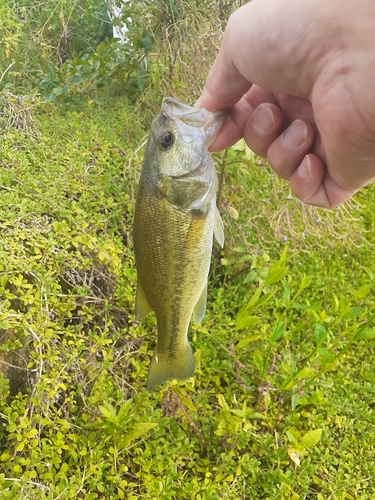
0, 92, 375, 499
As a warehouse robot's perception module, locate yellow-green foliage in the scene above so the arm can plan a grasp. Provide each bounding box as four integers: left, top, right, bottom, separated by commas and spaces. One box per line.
1, 90, 375, 499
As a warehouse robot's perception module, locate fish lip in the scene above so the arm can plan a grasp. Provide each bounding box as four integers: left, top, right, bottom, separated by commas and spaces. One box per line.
162, 98, 206, 127
162, 97, 197, 113
160, 97, 226, 149
161, 96, 226, 128
170, 164, 205, 181
162, 96, 226, 116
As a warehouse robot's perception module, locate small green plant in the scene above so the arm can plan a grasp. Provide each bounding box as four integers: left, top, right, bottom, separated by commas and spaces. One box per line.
233, 246, 375, 412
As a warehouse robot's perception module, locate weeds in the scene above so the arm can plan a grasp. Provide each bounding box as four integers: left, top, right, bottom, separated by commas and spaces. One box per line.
1, 1, 375, 498
1, 92, 375, 500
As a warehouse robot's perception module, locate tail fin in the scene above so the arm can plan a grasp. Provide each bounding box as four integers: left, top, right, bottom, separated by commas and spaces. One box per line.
146, 344, 195, 389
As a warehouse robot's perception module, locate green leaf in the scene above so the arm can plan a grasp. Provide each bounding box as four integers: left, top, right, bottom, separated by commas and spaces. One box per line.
265, 264, 286, 286
228, 206, 239, 220
47, 62, 55, 78
283, 280, 290, 305
318, 348, 336, 363
52, 86, 64, 96
248, 291, 274, 312
235, 315, 259, 331
221, 258, 231, 266
286, 428, 299, 443
344, 306, 366, 318
231, 138, 247, 151
235, 304, 250, 329
99, 402, 117, 421
235, 333, 261, 350
217, 394, 230, 411
301, 428, 322, 448
248, 412, 264, 419
299, 275, 312, 291
138, 31, 153, 50
71, 74, 83, 85
244, 270, 257, 283
279, 244, 288, 264
246, 286, 263, 309
116, 399, 132, 423
354, 328, 375, 340
314, 323, 326, 346
96, 40, 106, 55
294, 366, 315, 380
231, 406, 246, 418
252, 349, 264, 375
121, 423, 158, 448
271, 320, 286, 343
356, 284, 371, 299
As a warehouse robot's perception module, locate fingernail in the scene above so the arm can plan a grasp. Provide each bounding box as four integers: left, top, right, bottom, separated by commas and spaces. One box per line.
298, 155, 311, 178
252, 105, 275, 135
283, 120, 307, 149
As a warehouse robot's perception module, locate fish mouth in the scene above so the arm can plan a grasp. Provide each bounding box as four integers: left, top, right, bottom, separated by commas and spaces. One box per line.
162, 97, 206, 124
161, 97, 226, 146
168, 163, 217, 210
170, 157, 212, 184
171, 163, 204, 180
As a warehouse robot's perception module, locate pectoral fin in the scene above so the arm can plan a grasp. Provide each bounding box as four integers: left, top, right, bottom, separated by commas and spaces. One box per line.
214, 206, 224, 248
193, 283, 207, 323
135, 282, 152, 320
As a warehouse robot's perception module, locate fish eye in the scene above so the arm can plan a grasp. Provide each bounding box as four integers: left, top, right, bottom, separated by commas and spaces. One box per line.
159, 131, 174, 149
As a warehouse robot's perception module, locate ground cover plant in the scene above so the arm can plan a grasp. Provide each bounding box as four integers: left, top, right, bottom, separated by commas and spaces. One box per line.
0, 92, 375, 499
1, 1, 375, 499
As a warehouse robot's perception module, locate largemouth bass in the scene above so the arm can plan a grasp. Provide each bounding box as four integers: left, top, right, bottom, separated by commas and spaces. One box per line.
133, 97, 225, 388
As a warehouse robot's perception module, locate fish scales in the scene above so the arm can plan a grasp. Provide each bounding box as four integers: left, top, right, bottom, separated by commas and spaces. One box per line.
133, 97, 225, 388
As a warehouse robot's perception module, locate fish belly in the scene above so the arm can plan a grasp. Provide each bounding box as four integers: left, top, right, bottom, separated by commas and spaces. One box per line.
134, 189, 214, 388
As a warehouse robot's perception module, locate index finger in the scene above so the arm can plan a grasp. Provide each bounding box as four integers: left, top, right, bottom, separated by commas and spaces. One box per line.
207, 93, 255, 151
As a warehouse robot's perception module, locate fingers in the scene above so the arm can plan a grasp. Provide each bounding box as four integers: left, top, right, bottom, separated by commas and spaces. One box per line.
243, 108, 354, 208
208, 95, 357, 208
204, 86, 281, 151
290, 155, 357, 208
267, 120, 315, 179
290, 154, 327, 205
243, 103, 284, 157
242, 101, 315, 176
208, 92, 256, 151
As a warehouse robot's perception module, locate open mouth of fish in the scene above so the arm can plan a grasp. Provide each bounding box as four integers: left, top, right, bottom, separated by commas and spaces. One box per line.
171, 164, 208, 182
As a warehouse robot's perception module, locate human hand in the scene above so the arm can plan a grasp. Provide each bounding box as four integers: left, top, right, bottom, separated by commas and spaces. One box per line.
196, 0, 375, 208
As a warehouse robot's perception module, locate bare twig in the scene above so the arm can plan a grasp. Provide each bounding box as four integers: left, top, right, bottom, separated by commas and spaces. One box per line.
3, 478, 50, 493
170, 390, 205, 451
0, 62, 15, 84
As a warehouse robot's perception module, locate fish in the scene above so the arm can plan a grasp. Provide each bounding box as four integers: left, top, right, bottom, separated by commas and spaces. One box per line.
133, 97, 225, 389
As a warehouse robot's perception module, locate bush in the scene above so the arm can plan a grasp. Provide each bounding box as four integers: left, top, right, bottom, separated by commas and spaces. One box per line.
0, 0, 240, 104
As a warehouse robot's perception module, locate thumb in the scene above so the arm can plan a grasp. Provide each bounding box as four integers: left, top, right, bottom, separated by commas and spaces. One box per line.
198, 0, 324, 112
196, 5, 255, 111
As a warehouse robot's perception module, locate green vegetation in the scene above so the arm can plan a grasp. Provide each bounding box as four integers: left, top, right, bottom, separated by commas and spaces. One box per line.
1, 1, 375, 499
